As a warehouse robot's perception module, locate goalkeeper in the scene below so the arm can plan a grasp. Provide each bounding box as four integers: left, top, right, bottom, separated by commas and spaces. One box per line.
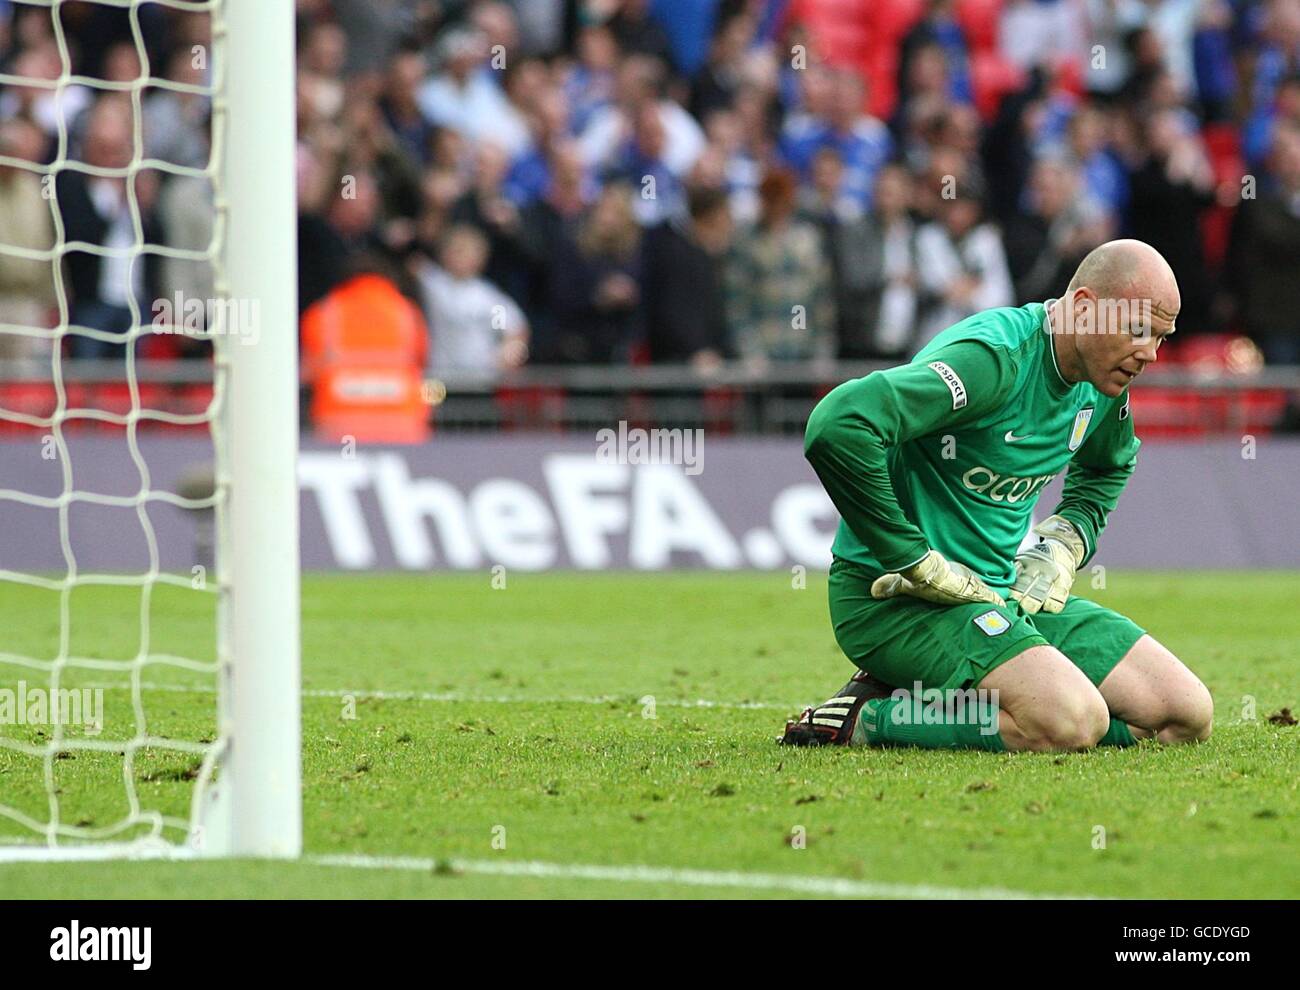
781, 240, 1213, 752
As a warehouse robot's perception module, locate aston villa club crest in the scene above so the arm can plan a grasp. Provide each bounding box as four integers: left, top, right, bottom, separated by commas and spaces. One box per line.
973, 610, 1011, 636
1068, 408, 1094, 452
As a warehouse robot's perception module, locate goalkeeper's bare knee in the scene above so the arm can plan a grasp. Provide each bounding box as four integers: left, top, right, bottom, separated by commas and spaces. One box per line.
983, 645, 1110, 752
1153, 678, 1213, 744
1098, 635, 1214, 744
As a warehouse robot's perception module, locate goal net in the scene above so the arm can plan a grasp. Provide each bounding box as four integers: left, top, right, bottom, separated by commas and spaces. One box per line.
0, 0, 299, 859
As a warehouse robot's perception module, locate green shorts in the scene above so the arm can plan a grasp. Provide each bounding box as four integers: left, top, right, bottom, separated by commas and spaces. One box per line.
828, 557, 1146, 693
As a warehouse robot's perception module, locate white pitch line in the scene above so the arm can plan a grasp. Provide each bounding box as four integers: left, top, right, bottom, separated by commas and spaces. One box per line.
0, 845, 1099, 899
305, 852, 1100, 900
84, 681, 797, 711
0, 840, 192, 863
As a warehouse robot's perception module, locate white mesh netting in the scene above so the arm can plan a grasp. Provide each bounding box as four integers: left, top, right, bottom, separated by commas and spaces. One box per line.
0, 0, 230, 853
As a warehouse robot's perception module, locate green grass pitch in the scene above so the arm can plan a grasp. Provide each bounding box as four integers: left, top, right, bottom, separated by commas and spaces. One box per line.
1, 571, 1296, 899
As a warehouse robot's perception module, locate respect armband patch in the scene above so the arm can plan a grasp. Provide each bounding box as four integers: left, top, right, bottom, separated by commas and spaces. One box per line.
927, 360, 967, 410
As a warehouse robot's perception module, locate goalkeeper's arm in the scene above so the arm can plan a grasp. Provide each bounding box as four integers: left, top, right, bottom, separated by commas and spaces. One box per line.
803, 341, 1014, 576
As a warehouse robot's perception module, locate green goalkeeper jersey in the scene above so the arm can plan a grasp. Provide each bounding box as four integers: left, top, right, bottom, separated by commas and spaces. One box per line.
805, 301, 1139, 593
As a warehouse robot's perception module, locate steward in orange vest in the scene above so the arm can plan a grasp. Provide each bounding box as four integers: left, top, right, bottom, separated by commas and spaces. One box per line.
301, 273, 430, 443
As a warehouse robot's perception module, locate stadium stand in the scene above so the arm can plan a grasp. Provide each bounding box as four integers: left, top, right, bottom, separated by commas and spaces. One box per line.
1, 0, 1298, 439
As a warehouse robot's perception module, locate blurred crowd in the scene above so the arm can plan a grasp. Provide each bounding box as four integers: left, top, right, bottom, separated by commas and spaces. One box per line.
3, 0, 1300, 387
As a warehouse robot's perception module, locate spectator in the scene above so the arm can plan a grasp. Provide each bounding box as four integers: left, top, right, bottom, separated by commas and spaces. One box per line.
927, 104, 988, 200
999, 0, 1084, 76
714, 83, 775, 222
417, 28, 526, 155
143, 46, 210, 170
981, 65, 1048, 222
153, 100, 214, 360
498, 54, 553, 156
1126, 108, 1218, 331
0, 44, 92, 148
1131, 67, 1203, 135
100, 40, 142, 86
414, 224, 529, 374
448, 141, 532, 303
1079, 0, 1136, 98
1243, 72, 1300, 169
560, 25, 620, 137
913, 145, 976, 223
1194, 0, 1238, 121
896, 91, 950, 174
326, 167, 392, 274
934, 104, 984, 162
726, 168, 833, 364
56, 97, 162, 359
579, 54, 706, 180
155, 167, 214, 359
1120, 26, 1173, 107
642, 184, 733, 366
512, 0, 567, 56
829, 164, 921, 359
898, 1, 973, 110
502, 85, 571, 206
331, 0, 415, 72
781, 68, 892, 212
895, 40, 959, 137
340, 93, 424, 256
297, 142, 352, 315
780, 62, 835, 159
299, 19, 349, 122
469, 1, 523, 60
549, 184, 643, 363
1136, 0, 1209, 100
1, 0, 1294, 391
690, 8, 755, 121
797, 146, 863, 229
1249, 0, 1300, 117
915, 180, 1014, 346
0, 117, 55, 361
1226, 122, 1300, 364
300, 269, 430, 443
380, 47, 435, 165
514, 139, 597, 360
606, 0, 675, 69
604, 99, 688, 224
1066, 104, 1130, 224
1004, 156, 1110, 304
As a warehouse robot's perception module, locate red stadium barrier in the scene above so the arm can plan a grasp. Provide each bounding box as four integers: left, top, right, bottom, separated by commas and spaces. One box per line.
0, 382, 56, 435
490, 385, 566, 433
0, 381, 215, 435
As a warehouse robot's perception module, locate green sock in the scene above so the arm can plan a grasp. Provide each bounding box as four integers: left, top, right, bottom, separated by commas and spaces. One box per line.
854, 695, 1007, 752
1098, 718, 1138, 747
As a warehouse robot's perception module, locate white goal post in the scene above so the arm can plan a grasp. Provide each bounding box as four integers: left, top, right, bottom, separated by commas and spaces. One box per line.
217, 0, 301, 859
0, 0, 300, 860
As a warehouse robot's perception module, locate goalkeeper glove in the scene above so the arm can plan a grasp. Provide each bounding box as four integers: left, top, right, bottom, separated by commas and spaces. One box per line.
871, 549, 1005, 607
1010, 514, 1087, 615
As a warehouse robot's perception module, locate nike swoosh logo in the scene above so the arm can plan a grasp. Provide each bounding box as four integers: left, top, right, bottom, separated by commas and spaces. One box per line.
1004, 430, 1033, 443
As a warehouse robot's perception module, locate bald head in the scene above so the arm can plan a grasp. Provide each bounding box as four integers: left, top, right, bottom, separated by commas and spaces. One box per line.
1067, 239, 1180, 323
1052, 239, 1180, 397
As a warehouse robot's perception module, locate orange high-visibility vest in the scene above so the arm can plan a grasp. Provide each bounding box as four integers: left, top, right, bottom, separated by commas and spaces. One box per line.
301, 273, 430, 443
